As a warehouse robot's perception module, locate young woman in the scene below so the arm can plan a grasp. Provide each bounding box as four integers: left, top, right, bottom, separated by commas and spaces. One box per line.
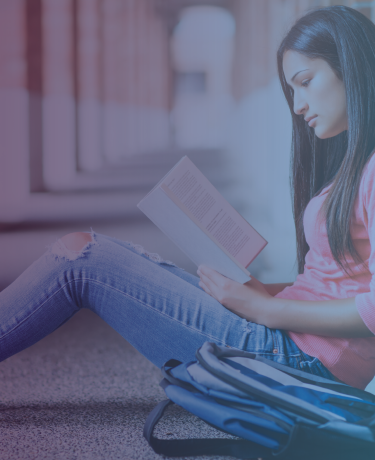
1, 5, 375, 391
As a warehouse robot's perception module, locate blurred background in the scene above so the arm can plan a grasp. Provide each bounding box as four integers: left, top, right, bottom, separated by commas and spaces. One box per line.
0, 0, 370, 291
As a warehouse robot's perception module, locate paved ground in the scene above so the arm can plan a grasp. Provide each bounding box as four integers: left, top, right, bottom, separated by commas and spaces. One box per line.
0, 309, 239, 460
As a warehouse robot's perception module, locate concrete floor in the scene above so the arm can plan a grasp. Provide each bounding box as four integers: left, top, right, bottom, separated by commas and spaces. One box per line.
0, 309, 239, 460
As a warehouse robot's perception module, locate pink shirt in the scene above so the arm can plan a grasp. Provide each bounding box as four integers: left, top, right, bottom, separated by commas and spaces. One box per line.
275, 153, 375, 390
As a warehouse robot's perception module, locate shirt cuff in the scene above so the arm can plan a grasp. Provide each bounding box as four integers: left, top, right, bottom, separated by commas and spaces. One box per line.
355, 292, 375, 335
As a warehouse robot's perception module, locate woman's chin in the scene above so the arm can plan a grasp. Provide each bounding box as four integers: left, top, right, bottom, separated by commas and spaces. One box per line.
314, 126, 348, 140
314, 129, 334, 140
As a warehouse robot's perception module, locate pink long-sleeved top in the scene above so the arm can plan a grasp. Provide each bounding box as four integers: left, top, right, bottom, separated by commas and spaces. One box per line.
275, 153, 375, 390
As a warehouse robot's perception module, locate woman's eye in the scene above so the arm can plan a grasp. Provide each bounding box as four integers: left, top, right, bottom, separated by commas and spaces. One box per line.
301, 80, 310, 87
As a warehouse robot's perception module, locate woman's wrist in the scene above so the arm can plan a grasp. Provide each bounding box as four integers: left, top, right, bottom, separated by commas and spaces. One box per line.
260, 297, 287, 329
264, 282, 293, 297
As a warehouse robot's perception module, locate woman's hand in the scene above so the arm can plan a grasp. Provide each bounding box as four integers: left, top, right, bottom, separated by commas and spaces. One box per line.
197, 265, 274, 325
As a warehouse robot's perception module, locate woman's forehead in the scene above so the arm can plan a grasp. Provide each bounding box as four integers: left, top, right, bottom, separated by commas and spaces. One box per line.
283, 51, 312, 76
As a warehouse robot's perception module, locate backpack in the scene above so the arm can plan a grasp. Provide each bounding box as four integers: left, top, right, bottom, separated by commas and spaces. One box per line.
144, 342, 375, 460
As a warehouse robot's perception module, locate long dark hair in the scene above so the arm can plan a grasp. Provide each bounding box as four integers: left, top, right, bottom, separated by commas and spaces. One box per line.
277, 5, 375, 275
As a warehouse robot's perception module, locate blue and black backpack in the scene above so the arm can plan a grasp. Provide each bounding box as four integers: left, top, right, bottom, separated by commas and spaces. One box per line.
144, 342, 375, 459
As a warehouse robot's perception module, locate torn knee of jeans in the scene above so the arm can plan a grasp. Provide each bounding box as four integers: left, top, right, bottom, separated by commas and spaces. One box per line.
48, 228, 98, 262
127, 241, 179, 268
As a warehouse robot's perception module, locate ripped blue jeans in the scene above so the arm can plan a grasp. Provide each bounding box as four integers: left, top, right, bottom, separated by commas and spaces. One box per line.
0, 231, 336, 381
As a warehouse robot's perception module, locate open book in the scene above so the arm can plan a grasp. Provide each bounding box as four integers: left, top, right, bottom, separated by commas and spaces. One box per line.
137, 156, 267, 284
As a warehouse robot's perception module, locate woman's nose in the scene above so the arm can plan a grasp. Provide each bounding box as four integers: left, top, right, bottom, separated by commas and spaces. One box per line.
293, 93, 308, 116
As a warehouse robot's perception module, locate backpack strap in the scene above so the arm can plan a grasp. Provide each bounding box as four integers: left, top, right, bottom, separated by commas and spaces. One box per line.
253, 355, 375, 403
143, 396, 272, 459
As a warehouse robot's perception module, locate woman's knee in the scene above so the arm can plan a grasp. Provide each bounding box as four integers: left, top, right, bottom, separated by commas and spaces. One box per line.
61, 232, 93, 251
49, 232, 96, 262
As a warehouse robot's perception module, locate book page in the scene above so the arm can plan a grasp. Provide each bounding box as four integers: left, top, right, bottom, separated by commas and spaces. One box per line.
138, 187, 251, 283
160, 157, 266, 268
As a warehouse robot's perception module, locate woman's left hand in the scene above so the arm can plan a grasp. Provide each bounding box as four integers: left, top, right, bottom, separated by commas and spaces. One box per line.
197, 265, 274, 325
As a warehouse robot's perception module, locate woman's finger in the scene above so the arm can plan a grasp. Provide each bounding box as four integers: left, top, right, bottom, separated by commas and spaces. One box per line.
198, 265, 231, 287
199, 273, 221, 301
199, 273, 213, 291
198, 272, 220, 299
198, 279, 214, 298
199, 272, 217, 291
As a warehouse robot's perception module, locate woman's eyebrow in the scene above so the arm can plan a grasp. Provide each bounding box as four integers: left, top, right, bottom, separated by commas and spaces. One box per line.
290, 68, 309, 83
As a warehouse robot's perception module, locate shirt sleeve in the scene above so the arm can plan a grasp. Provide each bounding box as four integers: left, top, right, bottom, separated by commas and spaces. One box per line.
355, 154, 375, 335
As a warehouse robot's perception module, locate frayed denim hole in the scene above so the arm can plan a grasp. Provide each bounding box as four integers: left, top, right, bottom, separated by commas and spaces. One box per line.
47, 229, 98, 262
126, 241, 181, 269
242, 319, 252, 333
299, 356, 319, 370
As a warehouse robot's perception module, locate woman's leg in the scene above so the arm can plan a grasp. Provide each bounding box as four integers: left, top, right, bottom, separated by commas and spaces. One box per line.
0, 231, 244, 366
96, 233, 337, 380
0, 230, 335, 381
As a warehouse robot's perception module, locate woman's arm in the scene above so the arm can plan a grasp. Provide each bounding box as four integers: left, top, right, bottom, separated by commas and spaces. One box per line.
197, 265, 374, 338
266, 296, 373, 338
264, 282, 293, 297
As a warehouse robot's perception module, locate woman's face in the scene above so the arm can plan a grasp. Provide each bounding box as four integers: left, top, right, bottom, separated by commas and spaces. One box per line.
283, 50, 348, 139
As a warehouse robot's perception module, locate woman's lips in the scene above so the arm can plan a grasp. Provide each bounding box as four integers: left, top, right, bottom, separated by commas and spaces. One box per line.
308, 116, 318, 127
